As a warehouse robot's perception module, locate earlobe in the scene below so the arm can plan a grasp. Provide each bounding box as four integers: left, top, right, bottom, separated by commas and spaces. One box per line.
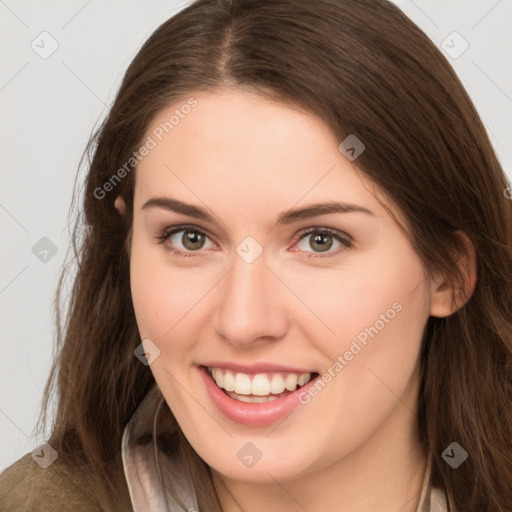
114, 195, 127, 216
429, 231, 477, 318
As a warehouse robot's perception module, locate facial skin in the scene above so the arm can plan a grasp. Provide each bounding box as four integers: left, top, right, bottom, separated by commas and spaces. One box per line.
116, 89, 475, 511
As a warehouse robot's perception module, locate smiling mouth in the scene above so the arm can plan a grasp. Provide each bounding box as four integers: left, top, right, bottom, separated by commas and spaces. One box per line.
204, 366, 319, 403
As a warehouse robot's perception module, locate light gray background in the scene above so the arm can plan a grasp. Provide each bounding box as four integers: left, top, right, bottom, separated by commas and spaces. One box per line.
1, 0, 511, 471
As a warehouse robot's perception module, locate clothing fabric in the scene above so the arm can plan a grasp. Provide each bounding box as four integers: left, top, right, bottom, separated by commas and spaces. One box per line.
122, 383, 449, 512
0, 383, 449, 511
0, 451, 127, 511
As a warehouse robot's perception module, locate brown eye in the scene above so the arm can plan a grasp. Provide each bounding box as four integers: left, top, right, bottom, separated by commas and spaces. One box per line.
308, 233, 333, 252
181, 230, 206, 250
157, 226, 215, 256
296, 228, 352, 256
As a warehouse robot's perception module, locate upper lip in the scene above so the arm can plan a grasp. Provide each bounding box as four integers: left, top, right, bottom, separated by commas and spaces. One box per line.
200, 361, 317, 374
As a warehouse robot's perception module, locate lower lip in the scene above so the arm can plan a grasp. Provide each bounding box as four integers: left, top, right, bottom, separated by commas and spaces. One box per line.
198, 365, 319, 427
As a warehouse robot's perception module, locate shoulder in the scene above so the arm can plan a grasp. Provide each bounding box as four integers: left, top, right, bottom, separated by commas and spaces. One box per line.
0, 452, 104, 511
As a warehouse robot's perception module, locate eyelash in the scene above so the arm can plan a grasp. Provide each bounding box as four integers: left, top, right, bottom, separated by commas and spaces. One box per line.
154, 224, 353, 259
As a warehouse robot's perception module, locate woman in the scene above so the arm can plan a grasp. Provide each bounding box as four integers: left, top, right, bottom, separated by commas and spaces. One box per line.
1, 0, 511, 510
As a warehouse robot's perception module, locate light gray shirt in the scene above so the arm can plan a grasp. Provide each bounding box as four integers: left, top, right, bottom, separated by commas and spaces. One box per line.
122, 384, 448, 512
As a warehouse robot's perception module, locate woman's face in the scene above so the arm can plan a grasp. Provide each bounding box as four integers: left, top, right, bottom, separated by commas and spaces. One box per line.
125, 88, 437, 483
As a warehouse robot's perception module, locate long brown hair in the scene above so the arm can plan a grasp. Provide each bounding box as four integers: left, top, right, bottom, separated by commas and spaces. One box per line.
40, 0, 512, 509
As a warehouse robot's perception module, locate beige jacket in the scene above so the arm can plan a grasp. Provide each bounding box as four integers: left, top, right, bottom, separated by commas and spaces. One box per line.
0, 384, 448, 511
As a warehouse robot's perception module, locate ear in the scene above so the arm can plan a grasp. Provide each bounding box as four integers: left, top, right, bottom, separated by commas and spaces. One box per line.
429, 231, 477, 318
114, 195, 132, 258
114, 195, 126, 216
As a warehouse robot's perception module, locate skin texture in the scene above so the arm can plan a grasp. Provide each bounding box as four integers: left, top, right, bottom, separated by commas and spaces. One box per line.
115, 89, 476, 511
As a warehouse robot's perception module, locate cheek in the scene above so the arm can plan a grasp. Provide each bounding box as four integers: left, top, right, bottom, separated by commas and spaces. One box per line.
129, 237, 180, 341
310, 250, 428, 426
130, 260, 166, 338
294, 244, 429, 404
129, 241, 216, 353
286, 245, 428, 358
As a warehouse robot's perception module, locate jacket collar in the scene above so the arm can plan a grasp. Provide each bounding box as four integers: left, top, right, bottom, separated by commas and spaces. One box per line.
121, 384, 448, 512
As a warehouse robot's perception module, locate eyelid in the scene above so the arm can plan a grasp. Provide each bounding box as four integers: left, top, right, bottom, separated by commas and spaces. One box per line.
156, 224, 218, 250
292, 226, 353, 257
295, 226, 352, 243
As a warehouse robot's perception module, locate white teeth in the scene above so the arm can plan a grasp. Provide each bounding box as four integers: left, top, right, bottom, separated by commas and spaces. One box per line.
252, 374, 271, 396
234, 373, 252, 395
207, 367, 313, 397
226, 392, 281, 403
269, 374, 285, 394
284, 373, 298, 391
223, 371, 235, 392
213, 369, 223, 388
298, 373, 310, 386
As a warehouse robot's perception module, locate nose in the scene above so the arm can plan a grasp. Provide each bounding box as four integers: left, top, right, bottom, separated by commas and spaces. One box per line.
214, 251, 289, 348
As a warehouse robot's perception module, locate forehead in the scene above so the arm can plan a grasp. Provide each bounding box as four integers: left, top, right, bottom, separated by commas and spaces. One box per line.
133, 89, 396, 224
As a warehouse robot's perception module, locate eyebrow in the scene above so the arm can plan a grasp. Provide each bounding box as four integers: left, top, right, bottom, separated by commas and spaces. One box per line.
141, 197, 375, 225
